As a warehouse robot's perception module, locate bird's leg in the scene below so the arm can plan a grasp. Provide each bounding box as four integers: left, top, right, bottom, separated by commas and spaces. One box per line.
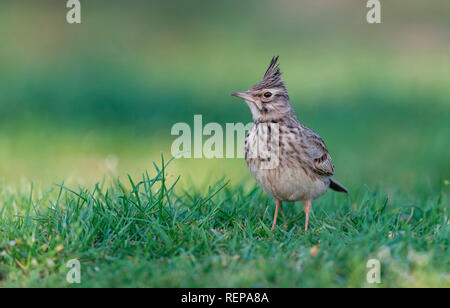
303, 200, 312, 232
271, 199, 281, 231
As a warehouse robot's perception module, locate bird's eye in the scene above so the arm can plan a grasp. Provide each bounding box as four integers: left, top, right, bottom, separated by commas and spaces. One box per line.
263, 92, 272, 98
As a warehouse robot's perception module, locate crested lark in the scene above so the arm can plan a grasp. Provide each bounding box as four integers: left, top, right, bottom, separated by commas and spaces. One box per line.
232, 56, 348, 232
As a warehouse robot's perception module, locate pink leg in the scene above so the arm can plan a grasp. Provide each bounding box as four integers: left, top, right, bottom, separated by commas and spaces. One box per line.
271, 199, 281, 231
303, 200, 312, 232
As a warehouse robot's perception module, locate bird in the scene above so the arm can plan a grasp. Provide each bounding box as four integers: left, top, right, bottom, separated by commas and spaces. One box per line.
231, 56, 348, 232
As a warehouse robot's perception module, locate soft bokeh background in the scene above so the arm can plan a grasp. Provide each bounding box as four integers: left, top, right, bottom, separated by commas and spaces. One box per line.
0, 0, 449, 192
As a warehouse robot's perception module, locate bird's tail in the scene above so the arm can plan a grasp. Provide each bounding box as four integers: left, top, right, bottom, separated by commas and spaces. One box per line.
329, 178, 348, 194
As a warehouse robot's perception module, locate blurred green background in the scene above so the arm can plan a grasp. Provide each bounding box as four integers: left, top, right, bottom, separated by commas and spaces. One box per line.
0, 0, 449, 191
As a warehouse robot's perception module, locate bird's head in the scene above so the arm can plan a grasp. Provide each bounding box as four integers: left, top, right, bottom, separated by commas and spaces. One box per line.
232, 56, 295, 123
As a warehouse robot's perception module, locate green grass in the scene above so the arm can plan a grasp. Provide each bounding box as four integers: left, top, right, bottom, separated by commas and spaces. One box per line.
0, 156, 448, 288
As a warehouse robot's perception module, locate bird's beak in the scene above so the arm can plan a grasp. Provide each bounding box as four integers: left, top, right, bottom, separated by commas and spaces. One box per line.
231, 91, 251, 101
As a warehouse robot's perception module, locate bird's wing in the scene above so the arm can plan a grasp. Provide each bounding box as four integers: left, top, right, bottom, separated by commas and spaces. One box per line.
301, 127, 335, 177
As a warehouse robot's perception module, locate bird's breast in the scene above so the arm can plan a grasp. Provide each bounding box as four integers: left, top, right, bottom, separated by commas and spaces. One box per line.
244, 124, 329, 201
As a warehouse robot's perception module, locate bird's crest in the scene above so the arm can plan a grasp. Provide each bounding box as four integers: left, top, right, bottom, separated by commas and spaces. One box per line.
251, 56, 286, 91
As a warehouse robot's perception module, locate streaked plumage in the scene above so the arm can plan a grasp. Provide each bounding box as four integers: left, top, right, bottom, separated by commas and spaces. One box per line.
232, 56, 347, 231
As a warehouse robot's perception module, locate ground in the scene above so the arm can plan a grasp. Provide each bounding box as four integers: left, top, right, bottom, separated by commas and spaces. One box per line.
0, 157, 448, 288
